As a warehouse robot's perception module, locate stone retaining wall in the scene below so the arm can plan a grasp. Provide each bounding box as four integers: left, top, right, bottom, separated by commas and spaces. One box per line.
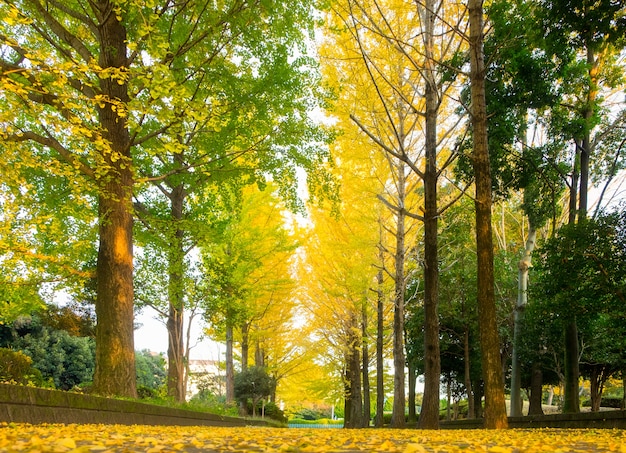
0, 384, 271, 427
441, 409, 626, 429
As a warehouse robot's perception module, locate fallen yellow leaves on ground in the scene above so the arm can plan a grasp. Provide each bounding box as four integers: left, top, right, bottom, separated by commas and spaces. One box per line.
0, 423, 625, 452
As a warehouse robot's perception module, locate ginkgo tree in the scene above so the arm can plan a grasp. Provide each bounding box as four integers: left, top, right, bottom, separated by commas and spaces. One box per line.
129, 0, 331, 401
0, 0, 143, 397
297, 106, 410, 427
320, 0, 468, 428
202, 183, 300, 406
0, 0, 331, 398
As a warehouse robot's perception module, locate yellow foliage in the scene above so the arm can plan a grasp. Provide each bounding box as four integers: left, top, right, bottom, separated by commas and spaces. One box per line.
0, 424, 625, 452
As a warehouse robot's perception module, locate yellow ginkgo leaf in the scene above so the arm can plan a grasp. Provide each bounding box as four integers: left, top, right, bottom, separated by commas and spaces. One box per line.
55, 437, 77, 449
404, 443, 427, 453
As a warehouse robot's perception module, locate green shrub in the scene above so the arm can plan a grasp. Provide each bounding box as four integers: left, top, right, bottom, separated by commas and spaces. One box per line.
0, 348, 42, 385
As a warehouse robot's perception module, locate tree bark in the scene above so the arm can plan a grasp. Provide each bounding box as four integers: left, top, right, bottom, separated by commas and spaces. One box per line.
407, 363, 417, 424
362, 299, 371, 427
344, 314, 363, 429
226, 324, 235, 403
241, 322, 250, 371
510, 228, 537, 416
528, 363, 544, 416
391, 162, 407, 428
589, 366, 604, 412
563, 317, 581, 414
464, 323, 475, 419
167, 182, 186, 402
468, 0, 508, 429
92, 0, 136, 398
375, 258, 385, 428
417, 0, 441, 430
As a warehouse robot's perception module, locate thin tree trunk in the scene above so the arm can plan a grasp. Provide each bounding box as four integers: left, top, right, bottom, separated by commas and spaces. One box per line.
464, 324, 475, 419
241, 323, 250, 371
226, 324, 235, 403
510, 228, 537, 416
468, 0, 508, 429
255, 339, 265, 368
446, 373, 452, 421
375, 256, 385, 428
362, 299, 371, 427
563, 148, 581, 414
391, 162, 407, 428
590, 367, 602, 412
92, 1, 136, 398
408, 363, 417, 424
622, 369, 626, 410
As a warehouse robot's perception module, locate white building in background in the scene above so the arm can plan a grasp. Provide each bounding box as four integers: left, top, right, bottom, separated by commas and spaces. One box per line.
186, 359, 224, 400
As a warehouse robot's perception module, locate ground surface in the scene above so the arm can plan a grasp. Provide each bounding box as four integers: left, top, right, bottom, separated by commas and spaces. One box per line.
1, 424, 625, 452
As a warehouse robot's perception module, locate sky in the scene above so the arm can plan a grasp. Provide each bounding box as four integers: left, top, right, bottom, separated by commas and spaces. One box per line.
133, 306, 223, 362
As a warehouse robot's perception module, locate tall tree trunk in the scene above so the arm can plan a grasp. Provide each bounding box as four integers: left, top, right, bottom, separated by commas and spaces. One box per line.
562, 200, 581, 414
446, 372, 452, 421
562, 45, 599, 415
225, 324, 235, 403
417, 0, 441, 431
407, 363, 417, 424
255, 339, 265, 367
92, 1, 136, 398
528, 363, 544, 416
563, 149, 581, 414
464, 323, 475, 419
241, 322, 250, 371
167, 182, 186, 402
344, 315, 363, 429
468, 0, 508, 429
362, 299, 371, 427
375, 256, 385, 428
510, 228, 537, 416
622, 369, 626, 410
391, 162, 407, 428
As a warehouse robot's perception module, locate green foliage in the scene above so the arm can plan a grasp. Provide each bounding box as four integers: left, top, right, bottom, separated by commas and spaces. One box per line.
234, 366, 275, 409
244, 401, 287, 424
0, 312, 96, 390
234, 366, 275, 402
15, 324, 95, 391
0, 348, 42, 385
135, 349, 167, 393
537, 0, 626, 54
288, 417, 343, 425
533, 210, 626, 323
188, 391, 239, 417
527, 209, 626, 387
456, 0, 568, 228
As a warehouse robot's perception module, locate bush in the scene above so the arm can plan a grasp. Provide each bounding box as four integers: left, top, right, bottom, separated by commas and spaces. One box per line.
257, 401, 287, 423
187, 391, 239, 417
582, 397, 623, 408
0, 348, 42, 385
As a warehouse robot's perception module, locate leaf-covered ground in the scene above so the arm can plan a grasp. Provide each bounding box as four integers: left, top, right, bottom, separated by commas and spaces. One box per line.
1, 424, 625, 452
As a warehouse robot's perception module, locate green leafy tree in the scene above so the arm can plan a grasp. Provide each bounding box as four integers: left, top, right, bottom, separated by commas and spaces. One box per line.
1, 0, 333, 399
135, 349, 167, 397
129, 0, 331, 403
234, 366, 275, 417
532, 209, 626, 411
534, 0, 626, 412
